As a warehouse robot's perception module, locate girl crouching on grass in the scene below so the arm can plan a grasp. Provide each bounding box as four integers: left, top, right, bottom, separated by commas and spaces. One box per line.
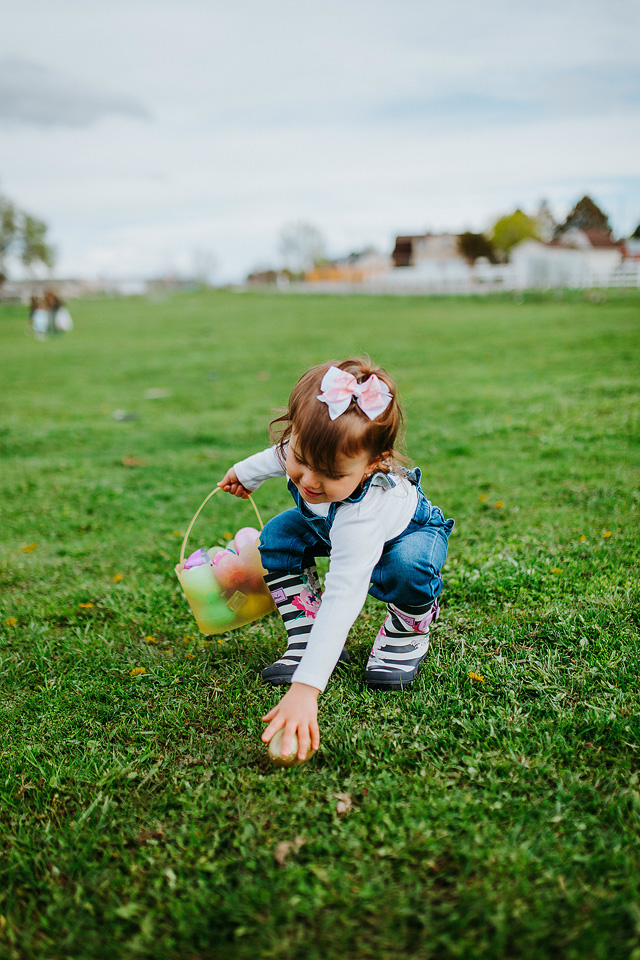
218, 357, 454, 761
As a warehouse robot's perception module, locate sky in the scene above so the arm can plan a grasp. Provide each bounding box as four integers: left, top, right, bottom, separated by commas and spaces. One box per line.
1, 0, 639, 283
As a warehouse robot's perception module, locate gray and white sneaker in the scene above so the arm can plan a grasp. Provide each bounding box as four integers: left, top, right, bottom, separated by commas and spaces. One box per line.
364, 600, 440, 690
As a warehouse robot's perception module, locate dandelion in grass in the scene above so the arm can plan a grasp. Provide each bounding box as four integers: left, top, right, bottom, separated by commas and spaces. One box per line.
5, 618, 18, 627
479, 494, 488, 502
494, 501, 504, 508
603, 531, 612, 538
130, 667, 146, 677
79, 602, 94, 609
551, 567, 563, 574
145, 635, 158, 644
112, 573, 123, 583
21, 542, 38, 552
468, 671, 485, 683
579, 535, 587, 542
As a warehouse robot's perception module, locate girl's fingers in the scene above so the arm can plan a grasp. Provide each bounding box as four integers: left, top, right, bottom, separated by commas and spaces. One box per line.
261, 717, 283, 743
298, 721, 320, 758
280, 723, 298, 757
296, 728, 311, 761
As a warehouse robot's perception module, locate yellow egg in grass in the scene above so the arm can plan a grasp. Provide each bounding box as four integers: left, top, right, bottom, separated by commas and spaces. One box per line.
268, 728, 315, 767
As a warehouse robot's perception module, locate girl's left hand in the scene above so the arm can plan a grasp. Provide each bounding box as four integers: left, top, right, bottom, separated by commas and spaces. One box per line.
262, 682, 321, 761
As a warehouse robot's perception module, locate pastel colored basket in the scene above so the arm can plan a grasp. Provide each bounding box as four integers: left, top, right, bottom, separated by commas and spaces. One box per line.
175, 488, 275, 635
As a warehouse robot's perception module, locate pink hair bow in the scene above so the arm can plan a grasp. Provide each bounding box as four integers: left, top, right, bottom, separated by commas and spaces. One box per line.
317, 366, 393, 421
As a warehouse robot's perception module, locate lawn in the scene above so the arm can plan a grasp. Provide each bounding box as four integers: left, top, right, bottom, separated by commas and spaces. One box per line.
1, 288, 639, 960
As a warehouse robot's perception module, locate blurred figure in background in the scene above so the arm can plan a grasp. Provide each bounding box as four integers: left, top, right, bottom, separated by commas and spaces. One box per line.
42, 288, 73, 335
29, 294, 39, 325
30, 295, 49, 340
44, 288, 61, 334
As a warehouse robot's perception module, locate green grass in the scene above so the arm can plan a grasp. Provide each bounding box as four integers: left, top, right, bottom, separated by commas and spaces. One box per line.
1, 289, 639, 960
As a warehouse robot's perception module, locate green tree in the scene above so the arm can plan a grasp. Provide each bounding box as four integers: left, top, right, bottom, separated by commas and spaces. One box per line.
490, 209, 539, 259
0, 192, 55, 286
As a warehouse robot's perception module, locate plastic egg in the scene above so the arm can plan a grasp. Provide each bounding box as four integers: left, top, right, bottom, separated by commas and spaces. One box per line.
268, 728, 315, 767
175, 561, 236, 632
183, 547, 211, 570
234, 526, 260, 553
211, 549, 246, 589
199, 591, 236, 629
207, 547, 226, 560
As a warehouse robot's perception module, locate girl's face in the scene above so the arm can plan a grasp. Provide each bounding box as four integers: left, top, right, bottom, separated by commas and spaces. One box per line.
285, 434, 373, 504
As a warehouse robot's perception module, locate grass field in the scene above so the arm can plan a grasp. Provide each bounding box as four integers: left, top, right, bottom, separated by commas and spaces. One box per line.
1, 289, 639, 960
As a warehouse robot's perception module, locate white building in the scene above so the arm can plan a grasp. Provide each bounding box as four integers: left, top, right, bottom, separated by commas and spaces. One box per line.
511, 230, 624, 289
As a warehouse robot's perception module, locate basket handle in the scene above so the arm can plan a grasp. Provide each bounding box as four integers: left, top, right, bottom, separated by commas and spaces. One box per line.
179, 487, 266, 565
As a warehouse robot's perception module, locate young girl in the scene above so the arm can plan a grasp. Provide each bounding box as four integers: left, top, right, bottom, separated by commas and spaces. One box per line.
218, 357, 454, 760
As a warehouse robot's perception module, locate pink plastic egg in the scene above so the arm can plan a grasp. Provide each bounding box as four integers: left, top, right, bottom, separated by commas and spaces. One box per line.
234, 526, 260, 553
211, 549, 246, 589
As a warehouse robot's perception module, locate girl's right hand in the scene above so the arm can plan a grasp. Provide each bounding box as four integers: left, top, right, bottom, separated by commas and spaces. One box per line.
217, 468, 251, 499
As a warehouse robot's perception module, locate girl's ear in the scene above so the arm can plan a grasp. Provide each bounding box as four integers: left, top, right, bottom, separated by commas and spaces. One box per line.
364, 451, 390, 477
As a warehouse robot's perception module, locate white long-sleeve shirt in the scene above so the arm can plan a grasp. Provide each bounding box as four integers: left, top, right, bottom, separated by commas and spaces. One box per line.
233, 446, 418, 691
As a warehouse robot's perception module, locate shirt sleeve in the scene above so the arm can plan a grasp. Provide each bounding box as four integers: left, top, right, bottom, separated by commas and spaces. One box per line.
233, 446, 285, 491
290, 501, 388, 691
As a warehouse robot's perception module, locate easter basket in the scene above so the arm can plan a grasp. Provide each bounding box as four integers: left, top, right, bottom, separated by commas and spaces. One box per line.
175, 487, 275, 635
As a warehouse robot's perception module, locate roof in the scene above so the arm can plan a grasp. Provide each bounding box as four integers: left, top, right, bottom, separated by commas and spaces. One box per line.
553, 227, 621, 250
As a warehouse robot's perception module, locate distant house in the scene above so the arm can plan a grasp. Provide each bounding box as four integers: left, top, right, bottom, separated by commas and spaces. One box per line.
392, 233, 462, 268
553, 228, 622, 281
511, 228, 624, 289
621, 239, 640, 261
387, 232, 470, 289
305, 248, 391, 284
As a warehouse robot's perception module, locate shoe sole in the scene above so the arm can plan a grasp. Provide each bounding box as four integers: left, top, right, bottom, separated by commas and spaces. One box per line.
261, 672, 293, 686
363, 665, 420, 689
364, 677, 415, 690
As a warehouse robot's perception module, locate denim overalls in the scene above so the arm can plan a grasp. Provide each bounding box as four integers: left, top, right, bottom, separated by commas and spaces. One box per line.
258, 468, 454, 611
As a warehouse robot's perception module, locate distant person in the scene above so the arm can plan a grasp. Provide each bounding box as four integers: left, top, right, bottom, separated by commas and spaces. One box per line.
44, 289, 61, 334
29, 294, 39, 325
54, 301, 73, 333
217, 357, 454, 762
31, 296, 49, 340
43, 288, 73, 334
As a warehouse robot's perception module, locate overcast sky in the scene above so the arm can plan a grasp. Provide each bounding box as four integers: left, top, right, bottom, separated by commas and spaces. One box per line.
1, 0, 639, 282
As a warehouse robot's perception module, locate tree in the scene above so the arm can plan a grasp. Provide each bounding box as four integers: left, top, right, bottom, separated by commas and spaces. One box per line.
534, 199, 557, 243
0, 192, 55, 286
554, 195, 612, 238
490, 209, 539, 259
457, 232, 498, 265
278, 221, 326, 274
631, 223, 640, 240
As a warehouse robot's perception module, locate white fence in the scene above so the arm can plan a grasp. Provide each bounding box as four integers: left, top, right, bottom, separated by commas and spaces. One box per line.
282, 258, 640, 296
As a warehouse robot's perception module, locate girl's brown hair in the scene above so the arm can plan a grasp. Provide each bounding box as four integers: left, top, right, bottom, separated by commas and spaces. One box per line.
270, 356, 406, 478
